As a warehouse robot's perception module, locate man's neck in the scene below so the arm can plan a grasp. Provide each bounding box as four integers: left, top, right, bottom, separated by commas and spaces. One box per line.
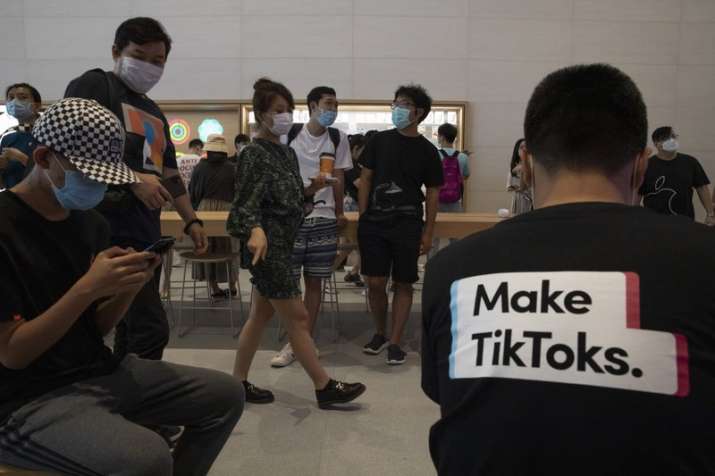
440, 142, 455, 149
306, 118, 326, 137
535, 169, 632, 209
398, 124, 420, 138
11, 172, 70, 221
657, 151, 677, 161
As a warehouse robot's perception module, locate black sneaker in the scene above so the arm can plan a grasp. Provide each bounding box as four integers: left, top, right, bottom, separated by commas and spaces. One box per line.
316, 379, 366, 409
363, 334, 389, 355
386, 344, 406, 365
242, 380, 275, 404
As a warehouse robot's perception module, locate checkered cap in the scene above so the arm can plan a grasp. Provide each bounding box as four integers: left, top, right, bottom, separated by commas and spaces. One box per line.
32, 98, 136, 185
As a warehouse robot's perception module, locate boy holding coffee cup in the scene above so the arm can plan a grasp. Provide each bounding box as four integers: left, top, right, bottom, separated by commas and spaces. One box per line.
270, 86, 352, 368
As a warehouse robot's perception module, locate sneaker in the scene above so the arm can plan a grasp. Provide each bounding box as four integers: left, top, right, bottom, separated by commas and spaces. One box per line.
271, 343, 296, 368
363, 334, 389, 355
316, 379, 366, 409
242, 381, 275, 404
386, 344, 406, 365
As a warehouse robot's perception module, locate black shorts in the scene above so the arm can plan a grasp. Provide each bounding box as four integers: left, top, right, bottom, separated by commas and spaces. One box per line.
358, 215, 423, 284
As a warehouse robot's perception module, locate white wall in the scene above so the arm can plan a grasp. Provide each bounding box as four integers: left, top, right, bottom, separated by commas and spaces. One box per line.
3, 0, 715, 215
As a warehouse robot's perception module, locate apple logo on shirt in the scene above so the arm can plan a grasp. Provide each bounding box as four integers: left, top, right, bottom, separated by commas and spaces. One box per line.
646, 176, 678, 215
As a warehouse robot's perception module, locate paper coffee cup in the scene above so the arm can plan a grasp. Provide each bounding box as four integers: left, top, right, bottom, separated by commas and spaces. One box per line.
319, 153, 335, 178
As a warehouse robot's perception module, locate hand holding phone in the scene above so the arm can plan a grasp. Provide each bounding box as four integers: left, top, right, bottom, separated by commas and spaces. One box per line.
144, 237, 176, 255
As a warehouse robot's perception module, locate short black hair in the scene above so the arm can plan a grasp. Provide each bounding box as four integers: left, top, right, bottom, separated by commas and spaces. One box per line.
438, 123, 458, 143
394, 84, 432, 123
189, 139, 203, 149
252, 77, 295, 125
510, 138, 525, 177
652, 126, 674, 144
524, 64, 647, 175
234, 133, 250, 145
114, 17, 172, 57
307, 86, 337, 114
5, 83, 41, 103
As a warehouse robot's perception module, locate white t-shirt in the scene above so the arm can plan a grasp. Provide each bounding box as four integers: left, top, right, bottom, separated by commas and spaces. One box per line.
290, 125, 352, 219
176, 154, 201, 186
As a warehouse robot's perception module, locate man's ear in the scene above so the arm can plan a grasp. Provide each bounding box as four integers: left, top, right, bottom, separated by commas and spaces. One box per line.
633, 148, 651, 191
33, 146, 52, 170
519, 144, 533, 187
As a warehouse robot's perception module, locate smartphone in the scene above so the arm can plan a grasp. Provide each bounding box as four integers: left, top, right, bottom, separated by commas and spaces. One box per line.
144, 237, 176, 255
160, 175, 187, 199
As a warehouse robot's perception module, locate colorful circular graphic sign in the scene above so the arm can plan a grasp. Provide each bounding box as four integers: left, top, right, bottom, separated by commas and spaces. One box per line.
169, 118, 190, 145
198, 118, 224, 142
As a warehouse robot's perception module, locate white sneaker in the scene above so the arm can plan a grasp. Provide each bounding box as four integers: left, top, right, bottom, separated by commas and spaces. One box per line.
271, 343, 296, 368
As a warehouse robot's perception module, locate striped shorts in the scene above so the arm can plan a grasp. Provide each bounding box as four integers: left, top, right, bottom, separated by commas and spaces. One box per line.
292, 217, 338, 279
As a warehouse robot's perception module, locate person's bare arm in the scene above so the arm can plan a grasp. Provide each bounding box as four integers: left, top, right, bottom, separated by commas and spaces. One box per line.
333, 168, 347, 227
696, 185, 714, 224
421, 187, 440, 255
0, 248, 156, 369
358, 167, 373, 215
164, 167, 208, 253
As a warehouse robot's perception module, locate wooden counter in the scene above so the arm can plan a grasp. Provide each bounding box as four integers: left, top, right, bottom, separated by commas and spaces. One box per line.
161, 211, 504, 240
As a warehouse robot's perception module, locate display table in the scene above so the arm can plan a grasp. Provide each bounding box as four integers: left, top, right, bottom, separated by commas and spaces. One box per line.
161, 211, 504, 240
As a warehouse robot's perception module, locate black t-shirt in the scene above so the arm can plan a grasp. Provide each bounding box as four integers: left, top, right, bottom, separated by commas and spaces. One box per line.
638, 153, 709, 219
344, 161, 361, 202
359, 129, 443, 218
0, 191, 118, 422
64, 70, 178, 247
422, 203, 715, 476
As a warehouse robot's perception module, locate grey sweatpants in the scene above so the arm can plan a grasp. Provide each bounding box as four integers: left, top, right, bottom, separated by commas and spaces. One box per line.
0, 355, 244, 476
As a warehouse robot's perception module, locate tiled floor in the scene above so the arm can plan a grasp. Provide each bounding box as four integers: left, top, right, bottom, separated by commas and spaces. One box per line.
162, 256, 438, 476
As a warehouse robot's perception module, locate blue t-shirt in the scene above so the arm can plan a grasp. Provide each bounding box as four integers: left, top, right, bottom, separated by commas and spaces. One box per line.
64, 70, 178, 247
0, 125, 36, 188
440, 148, 470, 178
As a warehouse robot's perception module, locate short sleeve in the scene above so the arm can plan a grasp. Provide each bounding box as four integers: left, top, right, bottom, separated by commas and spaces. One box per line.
423, 147, 445, 188
64, 70, 110, 107
459, 152, 470, 178
691, 156, 710, 188
335, 131, 353, 171
421, 259, 442, 404
160, 111, 178, 170
359, 134, 377, 170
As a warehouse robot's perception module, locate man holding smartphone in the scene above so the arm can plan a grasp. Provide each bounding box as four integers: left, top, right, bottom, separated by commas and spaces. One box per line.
0, 98, 243, 475
64, 17, 208, 360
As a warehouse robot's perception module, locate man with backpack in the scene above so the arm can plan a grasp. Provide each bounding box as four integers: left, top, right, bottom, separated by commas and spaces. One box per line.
269, 86, 352, 368
436, 123, 470, 212
64, 17, 208, 362
429, 123, 471, 259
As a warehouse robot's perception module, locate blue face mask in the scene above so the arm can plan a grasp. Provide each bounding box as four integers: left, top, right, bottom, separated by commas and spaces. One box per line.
5, 99, 34, 122
391, 106, 412, 130
46, 156, 107, 210
317, 109, 337, 127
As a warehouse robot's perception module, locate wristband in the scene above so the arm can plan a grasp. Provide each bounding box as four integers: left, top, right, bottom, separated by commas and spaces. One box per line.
183, 218, 204, 235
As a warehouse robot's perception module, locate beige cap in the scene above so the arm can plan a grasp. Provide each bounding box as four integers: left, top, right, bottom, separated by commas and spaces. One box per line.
204, 134, 228, 153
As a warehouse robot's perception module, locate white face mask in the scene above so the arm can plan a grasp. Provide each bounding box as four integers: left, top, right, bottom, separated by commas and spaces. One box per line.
114, 56, 164, 94
662, 138, 679, 152
268, 112, 293, 136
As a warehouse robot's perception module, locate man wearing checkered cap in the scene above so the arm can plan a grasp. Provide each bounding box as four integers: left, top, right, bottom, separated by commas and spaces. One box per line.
0, 98, 243, 475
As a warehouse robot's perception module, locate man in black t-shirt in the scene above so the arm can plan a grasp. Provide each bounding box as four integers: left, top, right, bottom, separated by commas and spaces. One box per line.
422, 64, 715, 475
0, 98, 243, 475
64, 17, 208, 361
638, 126, 714, 222
359, 84, 443, 365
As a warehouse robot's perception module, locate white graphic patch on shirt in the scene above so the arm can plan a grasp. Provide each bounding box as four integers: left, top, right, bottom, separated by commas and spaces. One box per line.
449, 272, 689, 397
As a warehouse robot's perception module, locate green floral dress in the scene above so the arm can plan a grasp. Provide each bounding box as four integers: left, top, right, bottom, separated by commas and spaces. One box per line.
227, 139, 304, 299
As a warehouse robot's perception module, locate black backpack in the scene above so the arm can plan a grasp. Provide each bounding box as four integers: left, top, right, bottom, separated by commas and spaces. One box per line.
286, 124, 341, 152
